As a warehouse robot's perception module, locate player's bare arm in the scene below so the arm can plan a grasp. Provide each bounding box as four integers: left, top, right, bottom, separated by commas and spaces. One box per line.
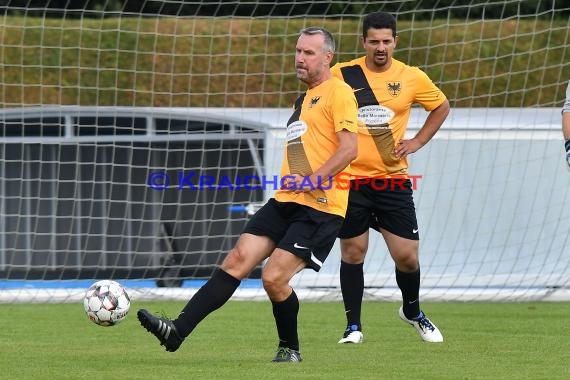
308, 129, 357, 185
287, 129, 357, 193
394, 99, 450, 158
563, 112, 570, 140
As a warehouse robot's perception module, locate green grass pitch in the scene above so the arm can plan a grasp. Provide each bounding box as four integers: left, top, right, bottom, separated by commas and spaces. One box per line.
1, 301, 568, 379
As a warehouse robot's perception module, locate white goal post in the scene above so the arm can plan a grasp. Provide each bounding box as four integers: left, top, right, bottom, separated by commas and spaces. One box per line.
0, 1, 569, 303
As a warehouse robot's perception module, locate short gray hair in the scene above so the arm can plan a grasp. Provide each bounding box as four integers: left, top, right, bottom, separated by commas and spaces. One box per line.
299, 27, 335, 53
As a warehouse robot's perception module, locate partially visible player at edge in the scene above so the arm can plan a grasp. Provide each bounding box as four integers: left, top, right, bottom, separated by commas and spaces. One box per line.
562, 80, 570, 169
137, 27, 359, 362
330, 11, 450, 344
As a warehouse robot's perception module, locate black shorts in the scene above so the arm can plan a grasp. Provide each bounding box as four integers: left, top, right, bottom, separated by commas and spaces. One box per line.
243, 198, 344, 272
337, 179, 419, 240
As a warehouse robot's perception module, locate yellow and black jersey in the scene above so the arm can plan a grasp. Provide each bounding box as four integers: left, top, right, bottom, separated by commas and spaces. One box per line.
331, 57, 447, 178
274, 76, 359, 217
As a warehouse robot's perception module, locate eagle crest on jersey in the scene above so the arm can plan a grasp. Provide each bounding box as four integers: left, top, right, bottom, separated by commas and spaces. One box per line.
309, 96, 321, 108
387, 81, 401, 97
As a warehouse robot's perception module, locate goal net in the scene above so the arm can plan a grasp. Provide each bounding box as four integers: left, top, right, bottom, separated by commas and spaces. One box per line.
1, 1, 569, 303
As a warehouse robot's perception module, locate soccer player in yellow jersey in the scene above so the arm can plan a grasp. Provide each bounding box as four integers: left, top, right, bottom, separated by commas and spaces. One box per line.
137, 27, 359, 362
331, 11, 450, 344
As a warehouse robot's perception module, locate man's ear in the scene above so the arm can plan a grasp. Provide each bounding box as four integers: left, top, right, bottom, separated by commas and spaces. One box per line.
325, 51, 334, 66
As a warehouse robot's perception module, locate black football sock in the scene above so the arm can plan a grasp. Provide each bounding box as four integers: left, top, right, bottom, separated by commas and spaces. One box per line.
340, 261, 364, 330
395, 267, 421, 319
271, 289, 300, 351
173, 268, 240, 338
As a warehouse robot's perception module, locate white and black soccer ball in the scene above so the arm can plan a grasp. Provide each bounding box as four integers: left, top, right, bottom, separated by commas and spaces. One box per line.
83, 280, 130, 326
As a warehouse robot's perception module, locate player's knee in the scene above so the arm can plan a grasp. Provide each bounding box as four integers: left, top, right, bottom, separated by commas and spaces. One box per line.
261, 270, 286, 299
341, 244, 366, 264
395, 254, 419, 272
220, 247, 248, 279
261, 270, 278, 292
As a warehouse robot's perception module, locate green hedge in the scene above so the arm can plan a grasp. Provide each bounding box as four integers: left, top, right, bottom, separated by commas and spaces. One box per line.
0, 16, 568, 108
